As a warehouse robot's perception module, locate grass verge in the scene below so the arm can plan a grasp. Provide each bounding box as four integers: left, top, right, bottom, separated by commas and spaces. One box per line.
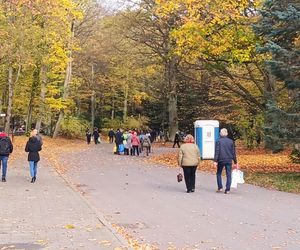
245, 172, 300, 194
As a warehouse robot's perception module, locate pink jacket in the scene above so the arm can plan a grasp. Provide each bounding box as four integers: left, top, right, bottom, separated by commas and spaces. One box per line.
131, 134, 140, 146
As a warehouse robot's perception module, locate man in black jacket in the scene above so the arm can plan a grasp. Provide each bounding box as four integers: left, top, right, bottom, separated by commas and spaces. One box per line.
115, 129, 123, 155
214, 128, 237, 194
0, 129, 13, 182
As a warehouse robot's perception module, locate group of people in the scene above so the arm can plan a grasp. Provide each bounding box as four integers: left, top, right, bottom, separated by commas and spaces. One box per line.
178, 128, 237, 194
0, 128, 42, 183
111, 129, 153, 157
86, 128, 101, 145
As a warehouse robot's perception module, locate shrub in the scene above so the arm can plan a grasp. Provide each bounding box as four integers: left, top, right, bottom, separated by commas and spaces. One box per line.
60, 116, 89, 139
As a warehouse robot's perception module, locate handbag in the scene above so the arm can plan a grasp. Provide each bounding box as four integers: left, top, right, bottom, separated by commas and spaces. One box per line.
177, 173, 183, 182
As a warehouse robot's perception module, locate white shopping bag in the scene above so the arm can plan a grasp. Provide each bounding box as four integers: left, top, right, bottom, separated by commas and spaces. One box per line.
238, 170, 245, 184
231, 169, 245, 188
231, 169, 239, 188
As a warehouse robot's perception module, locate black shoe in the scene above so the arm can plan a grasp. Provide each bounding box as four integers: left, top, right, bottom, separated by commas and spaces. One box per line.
2, 177, 6, 182
33, 177, 36, 183
31, 178, 34, 183
191, 189, 195, 193
224, 190, 230, 194
187, 190, 192, 193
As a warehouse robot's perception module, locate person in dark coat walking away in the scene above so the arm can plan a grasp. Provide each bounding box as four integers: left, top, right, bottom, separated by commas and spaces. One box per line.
108, 129, 115, 144
86, 130, 92, 144
214, 128, 238, 194
115, 129, 123, 155
93, 128, 100, 145
173, 131, 180, 148
32, 129, 43, 146
178, 135, 201, 193
25, 131, 42, 183
0, 129, 13, 182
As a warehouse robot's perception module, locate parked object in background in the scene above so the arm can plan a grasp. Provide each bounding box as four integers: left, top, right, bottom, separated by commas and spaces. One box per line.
194, 120, 219, 160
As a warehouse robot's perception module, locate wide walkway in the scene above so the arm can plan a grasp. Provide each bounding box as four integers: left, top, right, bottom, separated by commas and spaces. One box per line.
0, 157, 128, 250
60, 143, 300, 250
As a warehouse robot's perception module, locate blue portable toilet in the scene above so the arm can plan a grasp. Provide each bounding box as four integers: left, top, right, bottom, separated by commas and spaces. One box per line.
194, 120, 220, 160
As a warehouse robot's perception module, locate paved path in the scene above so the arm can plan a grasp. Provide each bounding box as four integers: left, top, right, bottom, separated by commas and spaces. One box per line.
0, 156, 128, 249
60, 143, 300, 250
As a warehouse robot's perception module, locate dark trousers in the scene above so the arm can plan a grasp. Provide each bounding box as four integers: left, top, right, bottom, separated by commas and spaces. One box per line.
183, 166, 197, 191
143, 146, 150, 156
173, 141, 180, 148
86, 137, 91, 144
132, 146, 139, 156
94, 137, 99, 144
116, 143, 121, 154
217, 163, 232, 191
109, 136, 114, 143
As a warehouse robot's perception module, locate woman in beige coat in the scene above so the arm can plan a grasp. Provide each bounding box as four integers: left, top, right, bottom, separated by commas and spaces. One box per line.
178, 134, 201, 193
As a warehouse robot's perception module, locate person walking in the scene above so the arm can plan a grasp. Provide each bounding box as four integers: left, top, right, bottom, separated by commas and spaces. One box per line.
214, 128, 238, 194
108, 129, 115, 144
0, 129, 13, 182
93, 128, 100, 145
142, 135, 151, 157
131, 132, 140, 156
173, 131, 180, 148
86, 130, 92, 144
32, 129, 43, 146
178, 134, 201, 193
25, 131, 42, 183
115, 129, 123, 155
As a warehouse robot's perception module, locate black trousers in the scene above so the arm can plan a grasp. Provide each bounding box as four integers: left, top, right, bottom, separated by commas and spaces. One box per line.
183, 166, 197, 191
132, 146, 139, 156
173, 141, 180, 148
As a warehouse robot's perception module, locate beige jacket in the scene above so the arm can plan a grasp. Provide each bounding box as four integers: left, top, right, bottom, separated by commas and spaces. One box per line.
178, 143, 201, 167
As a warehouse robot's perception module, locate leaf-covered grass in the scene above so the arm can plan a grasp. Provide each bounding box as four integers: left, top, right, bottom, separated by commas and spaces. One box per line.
149, 145, 300, 193
245, 172, 300, 194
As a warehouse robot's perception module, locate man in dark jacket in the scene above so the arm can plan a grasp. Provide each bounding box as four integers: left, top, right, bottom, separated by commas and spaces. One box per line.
115, 129, 123, 155
0, 129, 13, 182
108, 129, 115, 144
214, 128, 237, 194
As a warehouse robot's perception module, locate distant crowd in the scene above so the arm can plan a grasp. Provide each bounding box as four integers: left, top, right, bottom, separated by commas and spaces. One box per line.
109, 129, 158, 157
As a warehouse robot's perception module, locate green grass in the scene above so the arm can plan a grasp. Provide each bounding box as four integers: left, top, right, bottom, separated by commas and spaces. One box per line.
245, 172, 300, 194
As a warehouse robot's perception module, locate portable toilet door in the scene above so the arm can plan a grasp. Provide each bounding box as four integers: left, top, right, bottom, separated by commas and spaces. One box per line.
194, 120, 220, 160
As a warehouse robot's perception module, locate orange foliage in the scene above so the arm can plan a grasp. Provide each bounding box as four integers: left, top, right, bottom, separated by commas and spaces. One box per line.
149, 148, 300, 173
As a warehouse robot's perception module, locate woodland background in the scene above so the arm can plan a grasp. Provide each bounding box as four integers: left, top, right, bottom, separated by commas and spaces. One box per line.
0, 0, 299, 161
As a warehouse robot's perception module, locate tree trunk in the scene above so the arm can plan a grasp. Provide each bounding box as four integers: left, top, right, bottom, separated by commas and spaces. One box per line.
91, 90, 96, 130
53, 22, 74, 138
123, 83, 129, 122
53, 56, 72, 138
36, 65, 47, 132
166, 59, 178, 141
4, 66, 13, 133
26, 66, 40, 132
90, 64, 95, 130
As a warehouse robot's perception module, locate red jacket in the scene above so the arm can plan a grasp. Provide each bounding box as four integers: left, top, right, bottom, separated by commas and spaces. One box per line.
131, 134, 140, 146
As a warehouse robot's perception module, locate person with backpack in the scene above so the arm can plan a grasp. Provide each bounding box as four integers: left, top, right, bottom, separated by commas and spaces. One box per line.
0, 129, 14, 182
142, 135, 151, 156
25, 130, 42, 183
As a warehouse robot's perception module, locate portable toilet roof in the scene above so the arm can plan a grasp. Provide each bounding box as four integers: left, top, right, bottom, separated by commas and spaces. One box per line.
194, 120, 219, 128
